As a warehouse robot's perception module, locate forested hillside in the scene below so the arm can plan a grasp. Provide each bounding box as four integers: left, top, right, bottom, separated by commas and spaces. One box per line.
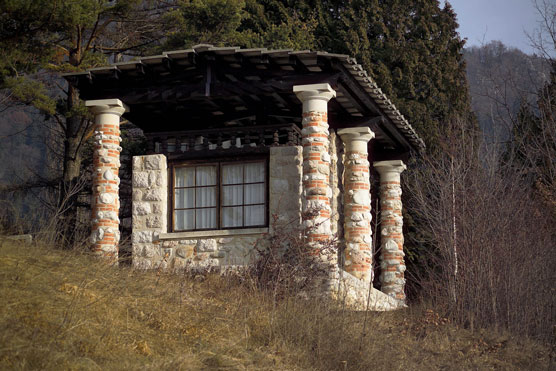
464, 41, 548, 143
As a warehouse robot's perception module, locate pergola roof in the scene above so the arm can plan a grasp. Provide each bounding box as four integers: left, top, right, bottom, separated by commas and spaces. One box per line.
64, 44, 425, 154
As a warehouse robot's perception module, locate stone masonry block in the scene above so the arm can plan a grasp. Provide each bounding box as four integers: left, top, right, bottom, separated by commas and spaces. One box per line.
148, 171, 160, 187
132, 230, 153, 243
144, 154, 166, 170
152, 202, 165, 215
132, 216, 146, 229
143, 188, 164, 201
133, 202, 151, 216
133, 172, 149, 188
195, 239, 217, 252
146, 215, 162, 228
271, 146, 302, 157
132, 156, 143, 171
132, 188, 143, 201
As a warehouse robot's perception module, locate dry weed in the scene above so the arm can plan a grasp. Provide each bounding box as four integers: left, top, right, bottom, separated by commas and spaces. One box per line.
0, 239, 552, 370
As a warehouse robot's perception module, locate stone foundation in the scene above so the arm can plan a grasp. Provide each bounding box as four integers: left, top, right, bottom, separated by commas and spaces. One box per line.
333, 272, 405, 311
159, 231, 265, 271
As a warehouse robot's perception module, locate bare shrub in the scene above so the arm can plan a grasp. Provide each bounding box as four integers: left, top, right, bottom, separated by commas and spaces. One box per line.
0, 171, 92, 251
248, 208, 339, 300
406, 119, 556, 341
0, 200, 25, 235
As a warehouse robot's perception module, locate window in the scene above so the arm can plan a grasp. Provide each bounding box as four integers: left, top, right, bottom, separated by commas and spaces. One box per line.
172, 160, 267, 231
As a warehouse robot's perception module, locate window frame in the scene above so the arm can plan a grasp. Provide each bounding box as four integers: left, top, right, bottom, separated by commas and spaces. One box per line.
170, 157, 269, 232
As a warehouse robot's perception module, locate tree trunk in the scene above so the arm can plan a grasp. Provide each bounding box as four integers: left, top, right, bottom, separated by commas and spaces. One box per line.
57, 50, 88, 247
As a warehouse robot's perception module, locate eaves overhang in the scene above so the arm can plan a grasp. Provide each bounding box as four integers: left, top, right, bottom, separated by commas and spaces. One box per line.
64, 44, 425, 154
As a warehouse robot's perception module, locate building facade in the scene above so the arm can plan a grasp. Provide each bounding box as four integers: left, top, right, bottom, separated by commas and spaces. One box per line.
65, 45, 425, 310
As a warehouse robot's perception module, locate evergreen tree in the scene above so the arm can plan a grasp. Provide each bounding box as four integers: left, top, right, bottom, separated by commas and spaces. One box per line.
161, 0, 318, 50
162, 0, 473, 150
1, 0, 168, 242
314, 0, 473, 150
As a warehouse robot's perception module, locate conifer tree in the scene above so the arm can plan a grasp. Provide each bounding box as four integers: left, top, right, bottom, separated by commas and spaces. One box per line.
161, 0, 318, 50
313, 0, 473, 150
1, 0, 169, 242
163, 0, 473, 150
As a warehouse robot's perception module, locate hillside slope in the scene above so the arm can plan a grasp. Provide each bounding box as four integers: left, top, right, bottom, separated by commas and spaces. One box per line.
0, 239, 552, 370
464, 42, 548, 143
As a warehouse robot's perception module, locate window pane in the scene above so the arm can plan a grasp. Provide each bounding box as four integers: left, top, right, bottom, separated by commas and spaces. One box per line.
222, 164, 243, 184
222, 185, 243, 206
175, 189, 194, 208
222, 206, 243, 228
245, 162, 264, 182
196, 208, 216, 229
196, 166, 216, 186
244, 183, 264, 204
175, 210, 195, 230
175, 167, 195, 187
245, 205, 265, 226
195, 186, 216, 207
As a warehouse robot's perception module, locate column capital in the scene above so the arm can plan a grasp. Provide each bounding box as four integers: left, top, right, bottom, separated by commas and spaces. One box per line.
293, 83, 336, 112
338, 127, 375, 152
85, 99, 129, 116
374, 160, 406, 182
374, 160, 406, 174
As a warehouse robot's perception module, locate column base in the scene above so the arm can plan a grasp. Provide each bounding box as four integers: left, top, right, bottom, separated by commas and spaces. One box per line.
328, 271, 406, 311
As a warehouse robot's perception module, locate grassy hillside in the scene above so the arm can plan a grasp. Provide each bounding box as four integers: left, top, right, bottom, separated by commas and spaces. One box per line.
0, 239, 552, 370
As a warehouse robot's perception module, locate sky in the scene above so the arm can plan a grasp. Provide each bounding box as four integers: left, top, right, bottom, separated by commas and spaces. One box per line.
447, 0, 541, 54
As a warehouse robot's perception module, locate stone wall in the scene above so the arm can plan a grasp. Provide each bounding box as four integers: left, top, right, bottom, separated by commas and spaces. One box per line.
159, 231, 265, 271
269, 146, 303, 233
131, 154, 168, 269
131, 147, 303, 271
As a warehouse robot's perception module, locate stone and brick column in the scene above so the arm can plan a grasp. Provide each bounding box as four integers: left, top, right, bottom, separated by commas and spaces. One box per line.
338, 127, 375, 282
374, 160, 407, 301
293, 83, 336, 245
86, 99, 128, 262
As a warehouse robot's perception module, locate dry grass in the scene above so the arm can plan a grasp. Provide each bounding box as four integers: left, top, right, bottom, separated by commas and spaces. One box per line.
0, 239, 552, 370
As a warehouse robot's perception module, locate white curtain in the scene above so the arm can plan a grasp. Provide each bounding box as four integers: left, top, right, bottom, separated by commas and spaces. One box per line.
244, 163, 265, 226
174, 167, 194, 230
195, 166, 217, 229
174, 166, 216, 230
222, 162, 265, 227
222, 164, 243, 227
